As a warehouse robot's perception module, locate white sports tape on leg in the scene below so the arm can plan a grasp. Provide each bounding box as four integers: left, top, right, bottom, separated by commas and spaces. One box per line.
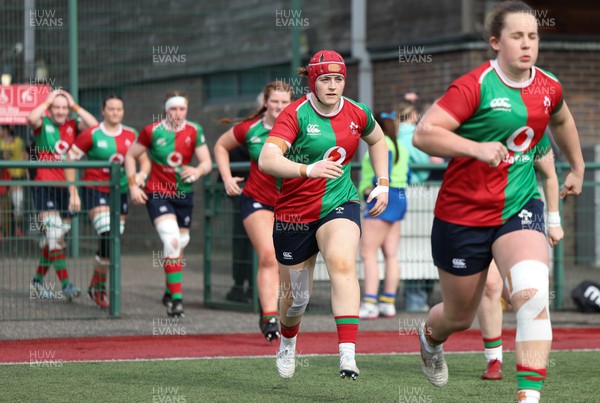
11, 187, 23, 217
180, 231, 190, 250
93, 212, 111, 235
119, 220, 125, 235
44, 215, 63, 250
155, 219, 181, 258
506, 259, 552, 342
286, 268, 310, 317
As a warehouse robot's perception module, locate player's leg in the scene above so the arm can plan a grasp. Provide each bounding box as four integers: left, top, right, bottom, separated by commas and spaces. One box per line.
493, 230, 550, 403
379, 220, 401, 318
276, 255, 317, 378
243, 209, 280, 341
87, 203, 111, 309
358, 217, 388, 319
477, 260, 504, 380
10, 185, 24, 236
317, 207, 361, 380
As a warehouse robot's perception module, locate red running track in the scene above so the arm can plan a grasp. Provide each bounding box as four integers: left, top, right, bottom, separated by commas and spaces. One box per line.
1, 328, 598, 364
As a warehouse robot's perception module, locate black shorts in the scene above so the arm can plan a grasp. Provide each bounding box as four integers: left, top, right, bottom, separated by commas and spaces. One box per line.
33, 186, 72, 217
432, 198, 545, 276
239, 193, 274, 221
145, 192, 194, 228
81, 187, 128, 215
273, 201, 361, 265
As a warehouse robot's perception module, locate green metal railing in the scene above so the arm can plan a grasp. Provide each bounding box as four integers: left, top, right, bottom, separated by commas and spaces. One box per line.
0, 160, 122, 319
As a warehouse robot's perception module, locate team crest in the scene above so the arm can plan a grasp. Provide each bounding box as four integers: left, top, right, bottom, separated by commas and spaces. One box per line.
543, 96, 552, 114
349, 121, 359, 136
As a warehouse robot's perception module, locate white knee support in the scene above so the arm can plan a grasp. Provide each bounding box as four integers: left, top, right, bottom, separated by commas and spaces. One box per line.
285, 268, 310, 317
155, 220, 181, 258
180, 231, 190, 250
61, 221, 71, 236
505, 260, 552, 342
43, 215, 63, 250
119, 220, 125, 235
11, 187, 23, 217
93, 212, 111, 235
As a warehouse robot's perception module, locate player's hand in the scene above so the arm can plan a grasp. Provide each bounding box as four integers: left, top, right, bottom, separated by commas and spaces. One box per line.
45, 90, 61, 105
547, 225, 564, 248
224, 177, 244, 196
68, 191, 81, 213
560, 170, 583, 199
129, 185, 148, 205
134, 171, 148, 187
367, 185, 389, 217
477, 142, 508, 167
306, 158, 343, 179
181, 165, 199, 183
57, 90, 75, 108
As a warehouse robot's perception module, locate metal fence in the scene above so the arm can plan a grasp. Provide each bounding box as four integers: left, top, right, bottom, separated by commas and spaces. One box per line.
0, 160, 121, 320
2, 161, 599, 320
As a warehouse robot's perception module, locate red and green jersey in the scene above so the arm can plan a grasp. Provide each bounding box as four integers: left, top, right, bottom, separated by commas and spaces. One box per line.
233, 117, 278, 206
69, 123, 138, 193
270, 93, 375, 223
33, 116, 77, 182
436, 60, 563, 226
138, 120, 205, 195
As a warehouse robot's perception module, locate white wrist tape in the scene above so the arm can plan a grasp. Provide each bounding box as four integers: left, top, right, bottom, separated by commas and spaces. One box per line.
306, 163, 316, 178
368, 185, 389, 200
547, 211, 561, 228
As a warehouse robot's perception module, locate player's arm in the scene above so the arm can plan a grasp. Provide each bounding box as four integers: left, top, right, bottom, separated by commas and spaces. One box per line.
135, 151, 151, 187
535, 150, 563, 247
125, 141, 148, 204
214, 127, 244, 196
259, 137, 343, 179
548, 102, 585, 198
361, 122, 389, 217
413, 103, 508, 167
27, 90, 60, 131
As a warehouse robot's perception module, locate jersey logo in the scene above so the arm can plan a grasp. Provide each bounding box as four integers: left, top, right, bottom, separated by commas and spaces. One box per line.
519, 209, 533, 225
335, 206, 344, 214
185, 136, 192, 146
45, 125, 55, 134
349, 121, 359, 136
506, 126, 534, 152
97, 140, 108, 148
125, 139, 132, 147
109, 153, 125, 165
282, 252, 293, 260
543, 96, 552, 114
66, 126, 74, 135
167, 151, 183, 167
306, 124, 321, 135
157, 138, 167, 146
490, 97, 511, 111
249, 136, 262, 144
54, 140, 70, 156
323, 146, 347, 164
452, 258, 466, 269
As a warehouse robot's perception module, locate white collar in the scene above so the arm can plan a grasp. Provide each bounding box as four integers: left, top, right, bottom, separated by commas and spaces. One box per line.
491, 59, 535, 88
307, 92, 344, 117
99, 122, 123, 137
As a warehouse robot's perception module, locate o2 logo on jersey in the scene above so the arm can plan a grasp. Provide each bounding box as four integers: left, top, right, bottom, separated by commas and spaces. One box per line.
506, 126, 534, 152
54, 140, 70, 159
109, 153, 125, 166
323, 146, 347, 163
167, 151, 183, 167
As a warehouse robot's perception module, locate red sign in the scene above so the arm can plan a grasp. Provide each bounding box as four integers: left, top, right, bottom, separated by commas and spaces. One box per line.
0, 84, 51, 125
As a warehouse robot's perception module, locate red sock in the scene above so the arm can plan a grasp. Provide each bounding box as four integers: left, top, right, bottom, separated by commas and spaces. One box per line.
280, 321, 300, 338
335, 316, 359, 344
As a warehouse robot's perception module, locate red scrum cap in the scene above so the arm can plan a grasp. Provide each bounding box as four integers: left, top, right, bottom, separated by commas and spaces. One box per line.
307, 50, 346, 95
